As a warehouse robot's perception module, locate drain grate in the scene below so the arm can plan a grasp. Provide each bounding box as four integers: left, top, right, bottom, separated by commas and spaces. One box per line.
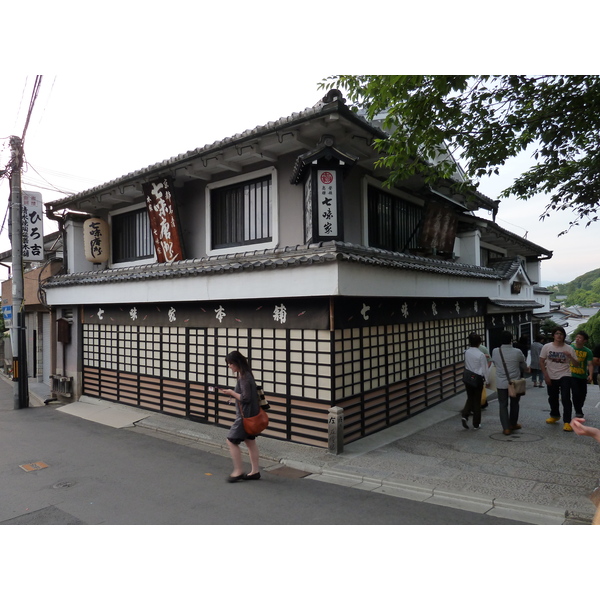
19, 461, 49, 472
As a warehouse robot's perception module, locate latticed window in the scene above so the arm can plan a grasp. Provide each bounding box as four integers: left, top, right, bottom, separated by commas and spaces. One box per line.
367, 186, 423, 252
112, 208, 153, 263
211, 175, 272, 249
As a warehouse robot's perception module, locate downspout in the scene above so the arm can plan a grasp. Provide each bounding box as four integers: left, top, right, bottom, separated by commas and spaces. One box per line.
0, 262, 11, 279
45, 205, 67, 275
44, 205, 66, 398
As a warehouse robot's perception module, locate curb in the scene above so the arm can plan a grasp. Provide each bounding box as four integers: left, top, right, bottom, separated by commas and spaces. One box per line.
300, 466, 594, 525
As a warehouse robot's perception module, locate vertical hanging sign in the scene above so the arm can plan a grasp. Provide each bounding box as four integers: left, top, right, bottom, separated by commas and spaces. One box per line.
83, 218, 110, 263
22, 190, 44, 262
317, 170, 337, 237
142, 177, 185, 263
304, 174, 313, 243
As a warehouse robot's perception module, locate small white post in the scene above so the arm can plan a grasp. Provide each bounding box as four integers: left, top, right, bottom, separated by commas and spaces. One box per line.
328, 406, 344, 455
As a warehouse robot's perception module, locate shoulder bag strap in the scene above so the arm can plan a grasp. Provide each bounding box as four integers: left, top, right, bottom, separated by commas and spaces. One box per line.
499, 348, 511, 381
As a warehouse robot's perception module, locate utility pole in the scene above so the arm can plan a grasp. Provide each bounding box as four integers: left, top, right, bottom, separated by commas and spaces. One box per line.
9, 136, 29, 409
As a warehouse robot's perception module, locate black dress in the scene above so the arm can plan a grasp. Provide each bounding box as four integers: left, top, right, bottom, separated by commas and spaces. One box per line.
227, 373, 260, 441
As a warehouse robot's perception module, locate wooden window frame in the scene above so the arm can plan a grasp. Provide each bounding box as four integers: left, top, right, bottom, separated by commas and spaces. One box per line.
206, 167, 278, 255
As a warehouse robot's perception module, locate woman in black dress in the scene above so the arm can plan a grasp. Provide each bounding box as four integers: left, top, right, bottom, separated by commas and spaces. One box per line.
219, 351, 261, 482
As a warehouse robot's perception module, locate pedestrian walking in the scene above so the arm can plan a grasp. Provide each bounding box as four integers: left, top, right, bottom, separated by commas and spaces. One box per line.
529, 334, 544, 388
479, 341, 492, 409
593, 343, 600, 388
539, 327, 581, 432
491, 330, 529, 435
570, 331, 594, 418
219, 351, 262, 482
513, 335, 529, 359
460, 332, 489, 430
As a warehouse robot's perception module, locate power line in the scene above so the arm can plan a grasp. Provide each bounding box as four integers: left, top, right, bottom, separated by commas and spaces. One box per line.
12, 77, 29, 132
33, 76, 57, 130
23, 161, 82, 195
21, 75, 43, 147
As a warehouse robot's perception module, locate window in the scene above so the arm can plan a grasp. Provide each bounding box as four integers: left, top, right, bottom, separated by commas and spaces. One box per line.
208, 169, 275, 251
367, 185, 423, 253
111, 207, 153, 263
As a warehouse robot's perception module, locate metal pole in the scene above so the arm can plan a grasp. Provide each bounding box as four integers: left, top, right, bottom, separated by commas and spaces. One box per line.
9, 136, 28, 409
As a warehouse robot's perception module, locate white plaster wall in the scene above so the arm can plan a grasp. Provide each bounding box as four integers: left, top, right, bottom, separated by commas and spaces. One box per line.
526, 259, 542, 284
337, 262, 498, 298
455, 230, 481, 266
45, 262, 341, 306
66, 221, 90, 273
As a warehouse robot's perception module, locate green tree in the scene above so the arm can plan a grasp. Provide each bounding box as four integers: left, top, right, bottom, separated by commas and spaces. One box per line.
539, 318, 560, 338
574, 312, 600, 348
321, 75, 600, 231
566, 289, 595, 308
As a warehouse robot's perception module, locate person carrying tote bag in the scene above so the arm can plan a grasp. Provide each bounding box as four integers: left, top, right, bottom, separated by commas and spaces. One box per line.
491, 330, 530, 435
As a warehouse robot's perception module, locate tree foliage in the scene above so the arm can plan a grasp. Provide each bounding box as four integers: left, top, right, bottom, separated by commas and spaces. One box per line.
573, 312, 600, 348
550, 267, 600, 306
539, 318, 560, 338
321, 75, 600, 231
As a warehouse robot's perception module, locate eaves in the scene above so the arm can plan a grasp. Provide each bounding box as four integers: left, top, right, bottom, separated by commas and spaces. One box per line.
45, 99, 384, 212
42, 241, 505, 290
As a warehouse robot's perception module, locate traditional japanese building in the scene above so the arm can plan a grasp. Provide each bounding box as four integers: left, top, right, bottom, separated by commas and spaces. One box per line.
39, 90, 552, 447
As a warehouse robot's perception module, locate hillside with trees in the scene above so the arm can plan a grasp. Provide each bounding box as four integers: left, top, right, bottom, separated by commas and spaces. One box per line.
547, 268, 600, 307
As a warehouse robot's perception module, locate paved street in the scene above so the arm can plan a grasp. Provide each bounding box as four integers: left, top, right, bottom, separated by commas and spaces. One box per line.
0, 378, 525, 525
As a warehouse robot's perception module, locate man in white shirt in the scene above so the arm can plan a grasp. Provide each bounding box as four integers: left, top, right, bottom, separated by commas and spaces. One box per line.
461, 332, 489, 431
540, 327, 580, 432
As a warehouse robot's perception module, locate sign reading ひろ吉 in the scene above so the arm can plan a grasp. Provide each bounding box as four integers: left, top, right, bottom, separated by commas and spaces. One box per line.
22, 190, 44, 262
317, 170, 337, 237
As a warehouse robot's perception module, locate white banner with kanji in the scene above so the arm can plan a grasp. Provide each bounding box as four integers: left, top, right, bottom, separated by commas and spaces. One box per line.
22, 190, 44, 262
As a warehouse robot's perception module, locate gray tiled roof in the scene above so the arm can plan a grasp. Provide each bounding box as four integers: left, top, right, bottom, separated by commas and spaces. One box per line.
45, 99, 384, 211
488, 298, 544, 309
42, 240, 506, 289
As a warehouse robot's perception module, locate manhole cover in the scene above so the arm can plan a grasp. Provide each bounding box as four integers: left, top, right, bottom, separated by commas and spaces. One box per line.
267, 465, 311, 478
